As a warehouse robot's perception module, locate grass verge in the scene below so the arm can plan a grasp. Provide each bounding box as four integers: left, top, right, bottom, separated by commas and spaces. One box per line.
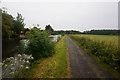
22, 36, 71, 78
68, 35, 120, 78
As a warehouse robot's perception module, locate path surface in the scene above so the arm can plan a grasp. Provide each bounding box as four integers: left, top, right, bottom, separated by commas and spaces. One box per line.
66, 36, 113, 78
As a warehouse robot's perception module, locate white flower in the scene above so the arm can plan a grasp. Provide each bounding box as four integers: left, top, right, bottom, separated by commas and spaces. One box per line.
11, 64, 14, 66
10, 60, 14, 63
11, 67, 14, 70
22, 60, 25, 63
15, 59, 17, 61
17, 54, 22, 57
25, 66, 29, 70
4, 64, 7, 67
26, 60, 30, 64
3, 60, 5, 63
30, 57, 34, 60
6, 58, 11, 61
27, 56, 30, 59
10, 57, 14, 60
20, 65, 24, 68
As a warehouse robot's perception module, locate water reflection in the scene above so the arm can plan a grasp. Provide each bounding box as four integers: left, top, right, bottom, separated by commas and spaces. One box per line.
2, 39, 27, 60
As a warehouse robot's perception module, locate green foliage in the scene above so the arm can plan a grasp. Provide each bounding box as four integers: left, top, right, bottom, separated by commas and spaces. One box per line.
25, 30, 55, 60
69, 35, 120, 72
57, 36, 61, 42
21, 36, 71, 78
2, 10, 25, 39
54, 30, 81, 35
13, 13, 25, 34
2, 12, 14, 38
25, 31, 32, 39
25, 27, 40, 39
45, 25, 54, 34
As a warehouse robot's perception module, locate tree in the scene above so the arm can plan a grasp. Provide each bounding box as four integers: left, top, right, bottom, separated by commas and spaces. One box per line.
13, 13, 25, 35
25, 27, 41, 38
45, 25, 54, 34
2, 11, 14, 38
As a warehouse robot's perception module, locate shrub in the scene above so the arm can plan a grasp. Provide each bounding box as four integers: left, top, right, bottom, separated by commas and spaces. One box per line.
57, 36, 61, 42
25, 31, 55, 60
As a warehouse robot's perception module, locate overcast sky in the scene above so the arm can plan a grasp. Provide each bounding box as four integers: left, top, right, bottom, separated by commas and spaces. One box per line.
2, 0, 119, 32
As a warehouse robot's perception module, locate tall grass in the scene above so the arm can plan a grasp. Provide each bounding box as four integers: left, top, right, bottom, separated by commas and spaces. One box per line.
73, 34, 118, 46
69, 35, 120, 73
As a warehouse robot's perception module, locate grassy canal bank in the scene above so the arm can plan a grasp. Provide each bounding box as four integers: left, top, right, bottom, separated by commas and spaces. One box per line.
21, 36, 71, 78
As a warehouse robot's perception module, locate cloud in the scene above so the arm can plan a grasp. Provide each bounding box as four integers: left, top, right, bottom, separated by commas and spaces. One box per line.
2, 0, 119, 2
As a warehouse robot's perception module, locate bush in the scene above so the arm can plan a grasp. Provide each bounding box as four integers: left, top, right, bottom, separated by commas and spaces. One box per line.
57, 36, 61, 42
25, 31, 55, 60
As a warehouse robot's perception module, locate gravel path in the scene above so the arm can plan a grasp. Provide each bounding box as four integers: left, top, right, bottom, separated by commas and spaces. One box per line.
66, 36, 114, 78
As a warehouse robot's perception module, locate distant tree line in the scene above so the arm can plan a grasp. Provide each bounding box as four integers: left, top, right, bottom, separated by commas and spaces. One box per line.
54, 30, 81, 35
44, 25, 81, 35
82, 30, 120, 35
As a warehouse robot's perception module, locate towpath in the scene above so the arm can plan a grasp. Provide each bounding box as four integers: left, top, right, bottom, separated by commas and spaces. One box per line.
66, 35, 113, 78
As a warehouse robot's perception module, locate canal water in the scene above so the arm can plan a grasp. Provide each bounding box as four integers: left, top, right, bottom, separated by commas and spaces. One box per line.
2, 35, 61, 59
2, 39, 28, 60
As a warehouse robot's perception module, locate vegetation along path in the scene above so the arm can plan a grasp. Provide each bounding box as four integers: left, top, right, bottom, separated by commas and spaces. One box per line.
66, 35, 113, 78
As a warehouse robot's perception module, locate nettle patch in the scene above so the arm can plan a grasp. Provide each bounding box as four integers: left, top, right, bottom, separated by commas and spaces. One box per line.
2, 54, 34, 78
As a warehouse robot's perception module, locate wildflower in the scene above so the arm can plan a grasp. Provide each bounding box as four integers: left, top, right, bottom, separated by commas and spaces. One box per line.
6, 58, 11, 61
27, 56, 30, 59
3, 60, 5, 63
9, 72, 14, 76
11, 64, 14, 66
25, 66, 29, 70
4, 64, 7, 67
22, 60, 25, 63
15, 59, 17, 61
26, 60, 30, 64
20, 65, 24, 68
10, 57, 14, 60
17, 54, 22, 57
30, 57, 34, 60
10, 60, 14, 63
11, 67, 14, 70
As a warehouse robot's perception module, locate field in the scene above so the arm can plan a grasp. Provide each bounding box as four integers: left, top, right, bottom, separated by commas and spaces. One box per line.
72, 34, 118, 47
68, 34, 120, 78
